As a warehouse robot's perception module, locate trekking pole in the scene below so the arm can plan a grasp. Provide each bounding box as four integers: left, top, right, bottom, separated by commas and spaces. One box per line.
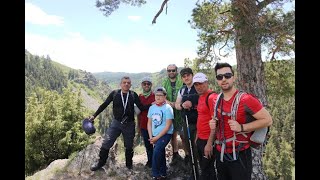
78, 134, 90, 175
185, 115, 197, 180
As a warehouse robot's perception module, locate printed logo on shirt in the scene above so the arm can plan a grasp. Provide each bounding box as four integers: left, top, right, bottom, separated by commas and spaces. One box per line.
152, 111, 163, 129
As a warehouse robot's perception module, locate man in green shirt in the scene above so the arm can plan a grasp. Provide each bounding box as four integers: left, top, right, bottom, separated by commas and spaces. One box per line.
162, 64, 184, 165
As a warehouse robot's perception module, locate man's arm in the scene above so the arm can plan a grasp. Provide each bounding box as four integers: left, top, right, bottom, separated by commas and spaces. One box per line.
242, 107, 272, 132
134, 92, 151, 111
175, 91, 183, 110
89, 90, 114, 121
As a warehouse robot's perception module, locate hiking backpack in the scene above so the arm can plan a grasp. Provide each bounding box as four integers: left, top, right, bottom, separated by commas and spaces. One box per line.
213, 91, 269, 162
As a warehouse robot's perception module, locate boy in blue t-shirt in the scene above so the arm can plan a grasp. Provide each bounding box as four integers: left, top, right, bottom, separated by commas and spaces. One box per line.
147, 87, 174, 180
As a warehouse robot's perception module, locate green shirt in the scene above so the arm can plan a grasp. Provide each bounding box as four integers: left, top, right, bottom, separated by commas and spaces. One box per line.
162, 75, 184, 126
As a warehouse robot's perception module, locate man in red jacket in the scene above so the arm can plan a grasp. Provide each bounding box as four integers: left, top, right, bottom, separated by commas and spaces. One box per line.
209, 62, 272, 180
137, 77, 155, 168
193, 72, 218, 180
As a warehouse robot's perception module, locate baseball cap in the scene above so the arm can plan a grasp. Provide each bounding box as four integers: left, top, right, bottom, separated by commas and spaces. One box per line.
180, 67, 193, 76
193, 72, 208, 83
154, 87, 167, 95
141, 76, 152, 84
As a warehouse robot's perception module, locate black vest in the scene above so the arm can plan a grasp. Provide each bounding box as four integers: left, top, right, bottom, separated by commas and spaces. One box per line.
180, 85, 199, 124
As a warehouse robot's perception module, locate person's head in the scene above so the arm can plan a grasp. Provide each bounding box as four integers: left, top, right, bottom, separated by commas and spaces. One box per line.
166, 64, 178, 80
193, 72, 209, 95
154, 87, 167, 104
120, 76, 132, 92
141, 76, 152, 92
214, 62, 235, 91
180, 67, 193, 86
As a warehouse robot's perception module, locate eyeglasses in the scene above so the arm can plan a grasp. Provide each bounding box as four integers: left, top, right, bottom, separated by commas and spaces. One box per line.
142, 82, 151, 86
155, 94, 165, 97
216, 73, 233, 80
167, 69, 176, 73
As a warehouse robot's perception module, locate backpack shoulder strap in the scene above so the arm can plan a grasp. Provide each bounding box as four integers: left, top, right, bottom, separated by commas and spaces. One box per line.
206, 91, 215, 109
230, 90, 246, 120
129, 90, 135, 101
179, 85, 187, 95
213, 92, 223, 119
113, 89, 121, 101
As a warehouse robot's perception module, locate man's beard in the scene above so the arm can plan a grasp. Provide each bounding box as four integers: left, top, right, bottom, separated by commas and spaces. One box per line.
169, 74, 177, 79
221, 84, 232, 91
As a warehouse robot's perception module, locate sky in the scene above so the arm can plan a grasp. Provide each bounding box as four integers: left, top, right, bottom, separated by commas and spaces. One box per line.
25, 0, 294, 73
25, 0, 208, 73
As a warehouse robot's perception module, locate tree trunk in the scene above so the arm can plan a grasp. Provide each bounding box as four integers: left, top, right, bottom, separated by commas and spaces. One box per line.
232, 0, 267, 106
232, 0, 268, 180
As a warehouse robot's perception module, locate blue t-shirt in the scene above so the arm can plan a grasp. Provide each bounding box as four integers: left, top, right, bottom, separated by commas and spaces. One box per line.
147, 104, 174, 136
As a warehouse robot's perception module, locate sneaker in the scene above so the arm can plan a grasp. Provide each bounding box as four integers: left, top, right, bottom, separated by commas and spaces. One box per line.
160, 175, 167, 180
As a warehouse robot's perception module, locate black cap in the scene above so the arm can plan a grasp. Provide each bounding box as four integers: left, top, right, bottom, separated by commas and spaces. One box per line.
154, 87, 167, 95
180, 67, 193, 76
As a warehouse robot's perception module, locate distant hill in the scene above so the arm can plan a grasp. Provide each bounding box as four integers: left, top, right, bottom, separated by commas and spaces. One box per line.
25, 50, 112, 110
93, 67, 184, 93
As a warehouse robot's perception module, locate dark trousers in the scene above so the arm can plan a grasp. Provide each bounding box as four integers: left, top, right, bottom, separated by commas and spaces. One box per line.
196, 138, 217, 180
101, 119, 135, 150
141, 128, 153, 163
215, 147, 252, 180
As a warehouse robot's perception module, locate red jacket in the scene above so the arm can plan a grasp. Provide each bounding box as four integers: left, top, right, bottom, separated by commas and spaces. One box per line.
138, 92, 155, 130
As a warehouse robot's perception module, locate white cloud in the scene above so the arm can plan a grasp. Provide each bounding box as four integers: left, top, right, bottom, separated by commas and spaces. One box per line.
25, 32, 197, 73
128, 16, 142, 22
25, 2, 64, 26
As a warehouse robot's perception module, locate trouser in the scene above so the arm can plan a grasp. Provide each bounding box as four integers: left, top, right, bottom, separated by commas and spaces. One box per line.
152, 134, 172, 178
101, 119, 135, 150
141, 128, 153, 163
215, 147, 252, 180
102, 118, 135, 166
196, 138, 217, 180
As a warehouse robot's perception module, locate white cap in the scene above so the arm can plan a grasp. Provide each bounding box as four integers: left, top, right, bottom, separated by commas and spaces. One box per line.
193, 72, 208, 83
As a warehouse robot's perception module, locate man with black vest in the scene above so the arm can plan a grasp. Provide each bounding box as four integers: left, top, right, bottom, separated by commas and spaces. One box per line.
89, 76, 151, 171
175, 67, 200, 179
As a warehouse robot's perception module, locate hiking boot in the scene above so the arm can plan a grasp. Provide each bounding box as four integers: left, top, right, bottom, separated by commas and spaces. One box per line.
145, 160, 152, 168
90, 148, 109, 171
170, 152, 183, 166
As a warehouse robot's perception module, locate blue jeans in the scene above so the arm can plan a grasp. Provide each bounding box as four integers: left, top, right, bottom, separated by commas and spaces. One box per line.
141, 128, 153, 163
152, 134, 172, 178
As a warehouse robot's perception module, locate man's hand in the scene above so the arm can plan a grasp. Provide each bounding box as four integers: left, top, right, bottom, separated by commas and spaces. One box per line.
204, 143, 213, 158
228, 119, 241, 132
182, 100, 192, 110
89, 116, 95, 122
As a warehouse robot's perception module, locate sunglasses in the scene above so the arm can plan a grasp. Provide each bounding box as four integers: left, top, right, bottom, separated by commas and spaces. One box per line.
216, 73, 233, 80
167, 69, 176, 73
142, 82, 151, 86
